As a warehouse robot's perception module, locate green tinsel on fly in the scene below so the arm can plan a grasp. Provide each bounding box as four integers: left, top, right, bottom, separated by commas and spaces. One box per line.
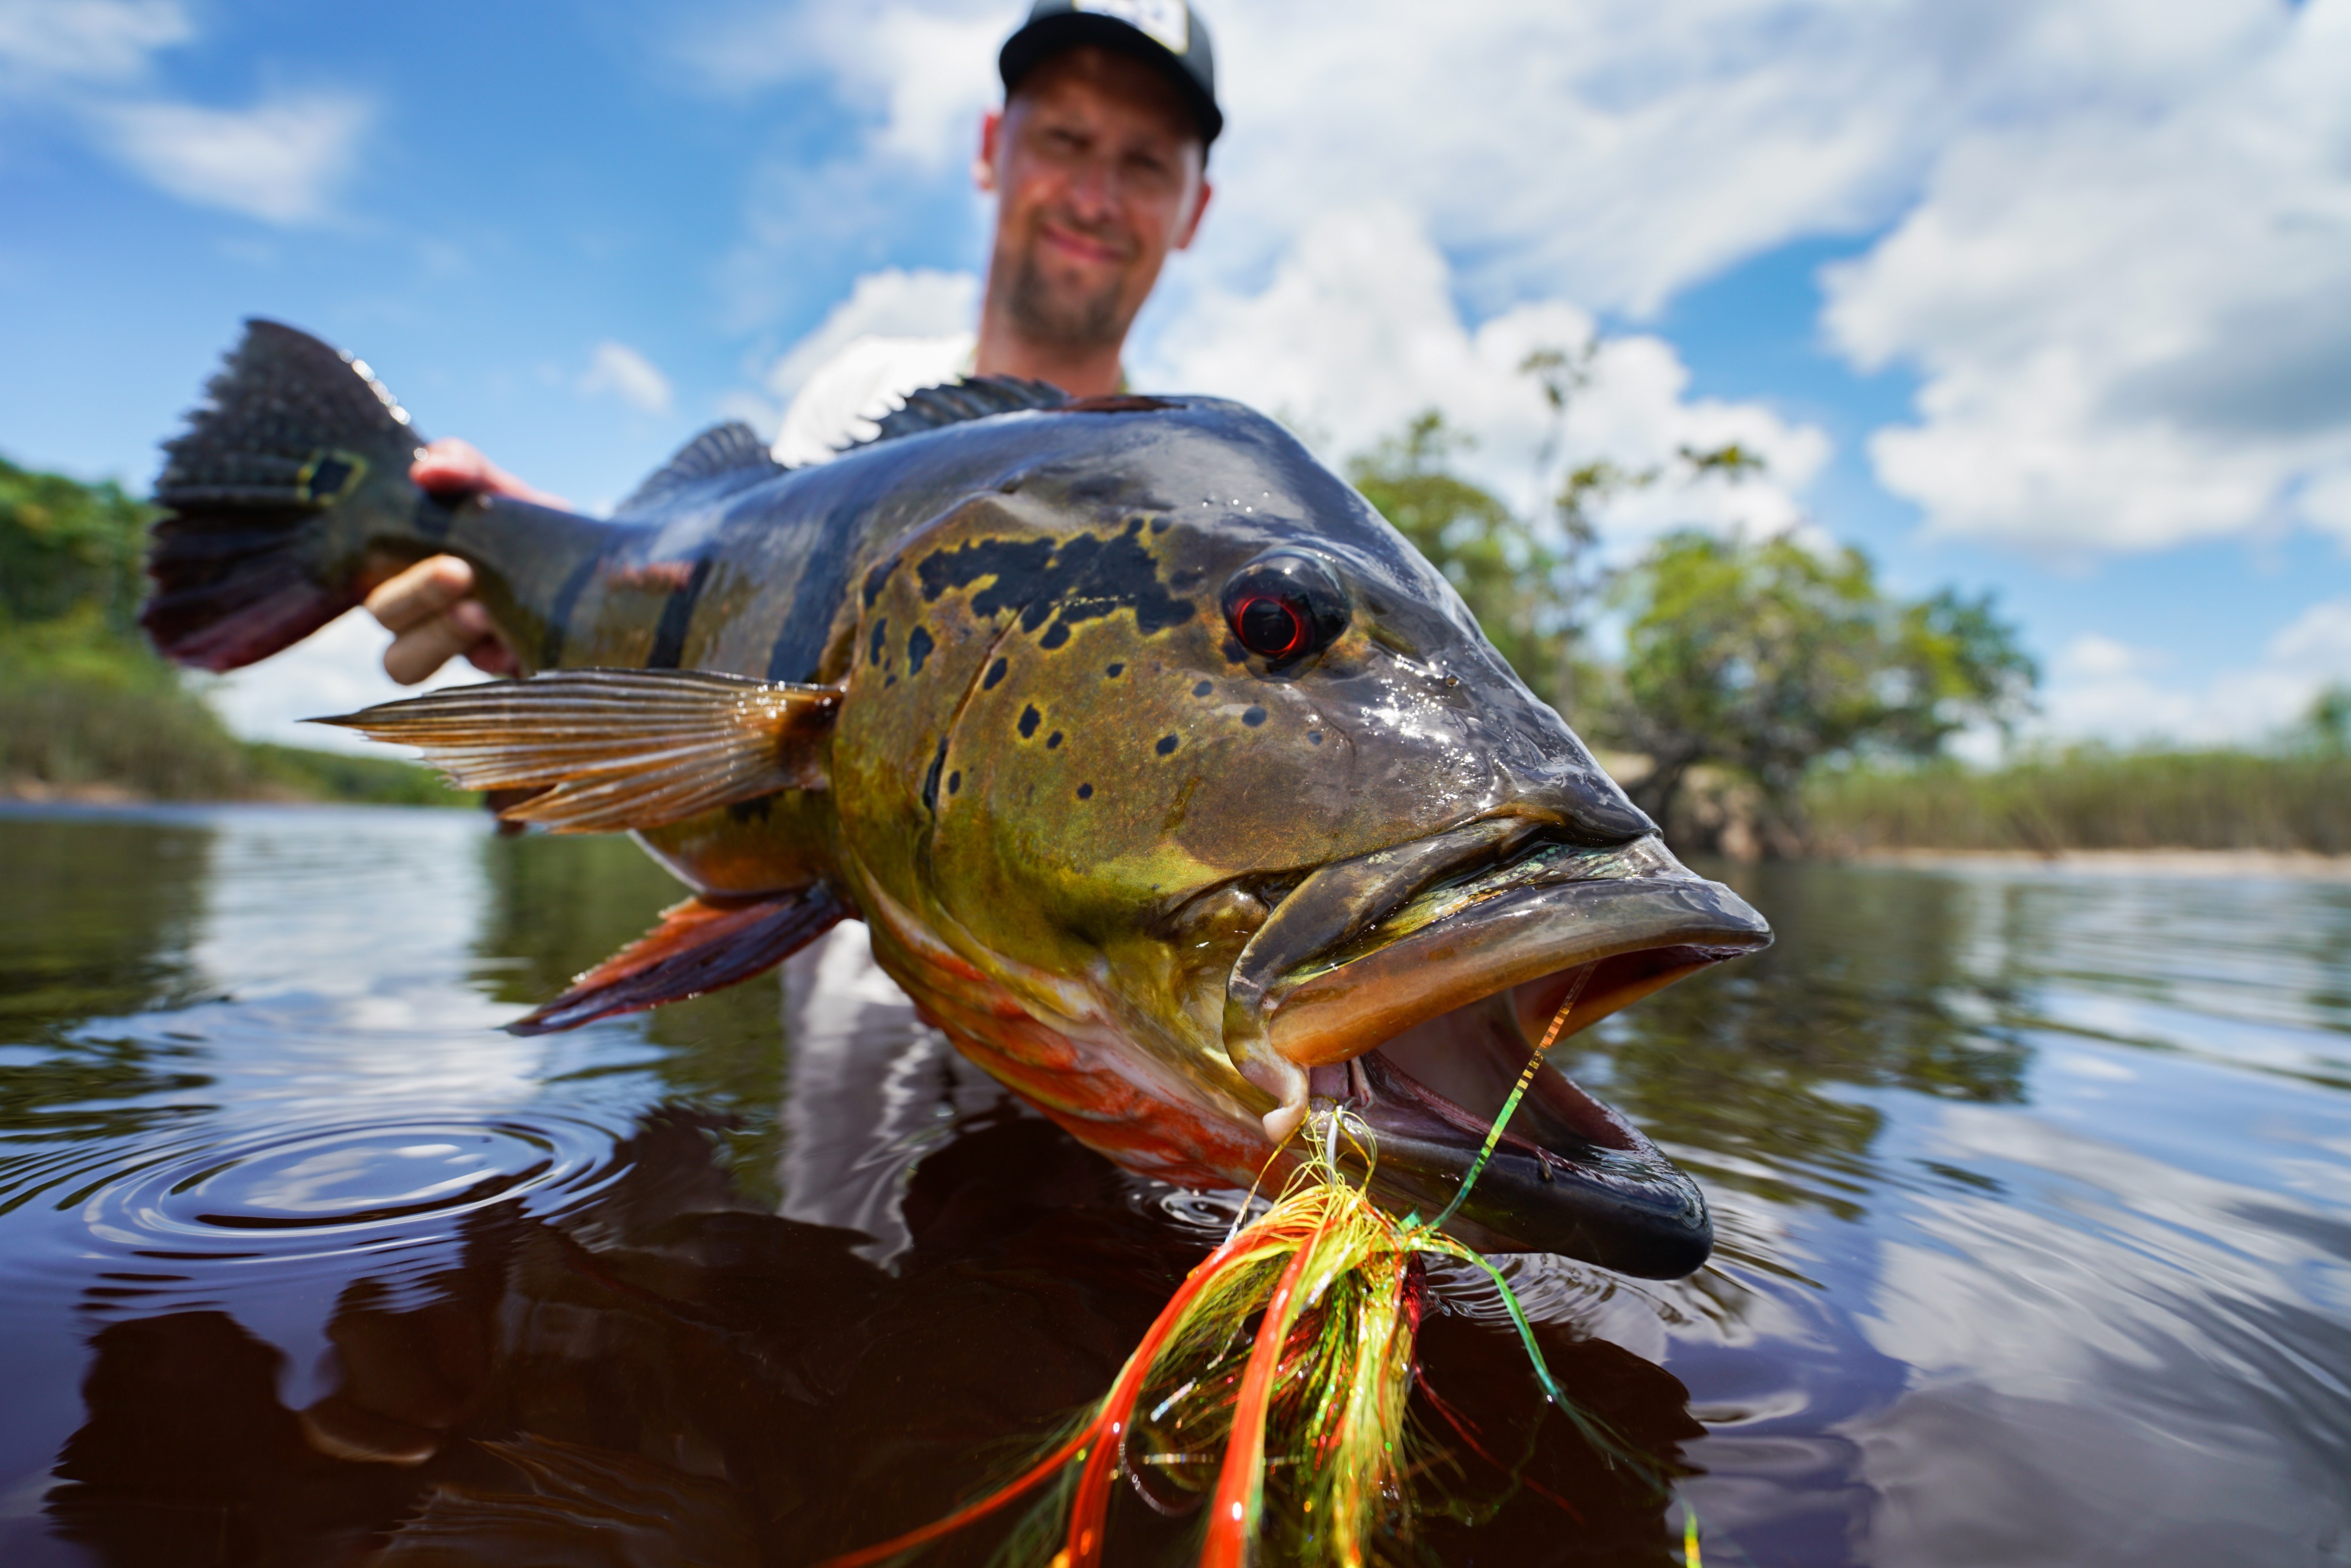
823, 975, 1665, 1567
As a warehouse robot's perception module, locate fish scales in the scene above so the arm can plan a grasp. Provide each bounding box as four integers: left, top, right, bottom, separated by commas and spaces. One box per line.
143, 320, 1772, 1277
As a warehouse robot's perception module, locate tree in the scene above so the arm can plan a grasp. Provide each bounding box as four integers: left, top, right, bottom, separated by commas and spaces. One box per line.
1348, 388, 1767, 714
2304, 683, 2351, 754
0, 455, 155, 632
1604, 530, 2036, 839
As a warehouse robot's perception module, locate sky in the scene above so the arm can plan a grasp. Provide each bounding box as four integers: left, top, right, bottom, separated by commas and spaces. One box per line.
3, 0, 2348, 753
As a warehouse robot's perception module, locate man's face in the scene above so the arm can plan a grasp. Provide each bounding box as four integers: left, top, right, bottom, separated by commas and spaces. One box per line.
977, 46, 1211, 354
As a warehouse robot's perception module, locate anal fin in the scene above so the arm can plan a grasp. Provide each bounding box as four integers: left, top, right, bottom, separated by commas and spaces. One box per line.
512, 886, 844, 1034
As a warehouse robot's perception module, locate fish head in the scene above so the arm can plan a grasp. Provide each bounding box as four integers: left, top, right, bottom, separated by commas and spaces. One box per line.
832, 400, 1769, 1278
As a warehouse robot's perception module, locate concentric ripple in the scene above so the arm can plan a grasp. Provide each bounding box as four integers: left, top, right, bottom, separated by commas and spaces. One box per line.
69, 1111, 631, 1264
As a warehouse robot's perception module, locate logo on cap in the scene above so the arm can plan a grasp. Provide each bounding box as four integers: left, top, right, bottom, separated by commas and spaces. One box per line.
1072, 0, 1187, 55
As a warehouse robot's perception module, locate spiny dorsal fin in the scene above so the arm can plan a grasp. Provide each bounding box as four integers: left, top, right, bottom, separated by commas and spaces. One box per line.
612, 422, 785, 518
314, 668, 837, 833
840, 375, 1069, 454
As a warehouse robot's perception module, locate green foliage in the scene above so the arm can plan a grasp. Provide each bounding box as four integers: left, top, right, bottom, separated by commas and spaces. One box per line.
0, 455, 154, 632
2304, 682, 2351, 754
1807, 748, 2351, 855
0, 452, 463, 807
1602, 531, 2035, 836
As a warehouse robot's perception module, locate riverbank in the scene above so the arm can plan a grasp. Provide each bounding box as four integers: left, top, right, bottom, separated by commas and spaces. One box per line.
1849, 846, 2351, 879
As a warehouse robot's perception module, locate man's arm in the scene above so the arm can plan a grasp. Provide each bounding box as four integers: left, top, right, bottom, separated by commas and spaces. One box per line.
366, 439, 569, 683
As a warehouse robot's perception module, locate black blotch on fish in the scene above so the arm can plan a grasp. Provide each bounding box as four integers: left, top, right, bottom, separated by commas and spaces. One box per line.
1106, 662, 1125, 678
1046, 731, 1063, 748
1222, 638, 1247, 664
862, 554, 900, 608
983, 656, 1008, 690
1309, 731, 1324, 746
914, 520, 1194, 650
1193, 680, 1213, 697
868, 618, 888, 667
1156, 734, 1178, 756
1077, 783, 1094, 799
539, 554, 599, 668
726, 794, 775, 824
1151, 516, 1171, 534
645, 557, 714, 670
1019, 705, 1041, 738
948, 770, 961, 795
907, 626, 934, 675
1242, 706, 1267, 727
921, 738, 948, 812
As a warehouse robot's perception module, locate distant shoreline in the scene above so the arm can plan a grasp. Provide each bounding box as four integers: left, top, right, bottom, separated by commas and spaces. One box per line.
1848, 847, 2351, 879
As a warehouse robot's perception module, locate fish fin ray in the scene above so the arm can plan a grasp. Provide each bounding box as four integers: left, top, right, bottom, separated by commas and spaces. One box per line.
511, 886, 844, 1034
611, 422, 785, 517
314, 667, 839, 832
143, 319, 423, 671
834, 375, 1069, 455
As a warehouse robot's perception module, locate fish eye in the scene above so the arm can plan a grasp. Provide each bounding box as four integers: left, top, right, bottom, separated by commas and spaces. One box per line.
1221, 550, 1349, 665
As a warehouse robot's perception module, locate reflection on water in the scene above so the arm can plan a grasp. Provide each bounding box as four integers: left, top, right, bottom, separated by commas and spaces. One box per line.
1, 809, 2347, 1564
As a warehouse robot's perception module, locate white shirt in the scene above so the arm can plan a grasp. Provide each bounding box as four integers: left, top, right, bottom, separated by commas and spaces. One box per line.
770, 332, 978, 468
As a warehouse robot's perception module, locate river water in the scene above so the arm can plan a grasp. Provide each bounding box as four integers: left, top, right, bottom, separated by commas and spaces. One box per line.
1, 805, 2346, 1565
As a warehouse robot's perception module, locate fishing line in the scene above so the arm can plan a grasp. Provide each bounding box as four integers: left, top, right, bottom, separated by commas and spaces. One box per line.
818, 960, 1647, 1568
1424, 962, 1593, 1235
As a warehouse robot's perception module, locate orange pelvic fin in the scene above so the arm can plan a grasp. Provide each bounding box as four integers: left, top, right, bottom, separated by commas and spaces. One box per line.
510, 886, 844, 1034
314, 667, 840, 833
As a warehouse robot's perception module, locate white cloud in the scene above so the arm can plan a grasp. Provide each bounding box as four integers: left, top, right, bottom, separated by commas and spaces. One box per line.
89, 90, 370, 224
722, 0, 2351, 565
1, 2, 369, 226
1824, 0, 2351, 555
675, 1, 998, 169
2035, 599, 2351, 746
1138, 205, 1829, 546
580, 340, 675, 415
0, 0, 187, 86
763, 266, 978, 401
204, 609, 492, 754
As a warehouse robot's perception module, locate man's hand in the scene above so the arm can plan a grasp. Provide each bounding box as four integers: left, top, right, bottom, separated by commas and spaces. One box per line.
365, 439, 569, 685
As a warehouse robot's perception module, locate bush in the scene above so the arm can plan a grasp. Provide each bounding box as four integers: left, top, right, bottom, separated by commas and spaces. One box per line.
1806, 750, 2351, 855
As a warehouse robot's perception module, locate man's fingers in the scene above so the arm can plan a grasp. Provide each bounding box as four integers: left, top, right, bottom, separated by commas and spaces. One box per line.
364, 556, 476, 634
408, 436, 571, 509
382, 612, 480, 686
409, 438, 494, 495
465, 635, 521, 677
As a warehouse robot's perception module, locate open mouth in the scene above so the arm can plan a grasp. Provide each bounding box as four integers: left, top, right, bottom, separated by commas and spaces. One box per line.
1228, 824, 1771, 1278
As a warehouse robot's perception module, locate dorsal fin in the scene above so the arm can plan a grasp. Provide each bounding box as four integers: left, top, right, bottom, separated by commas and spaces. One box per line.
840, 375, 1068, 454
612, 421, 784, 518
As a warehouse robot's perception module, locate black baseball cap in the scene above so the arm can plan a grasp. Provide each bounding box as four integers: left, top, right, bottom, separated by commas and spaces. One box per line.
999, 1, 1222, 147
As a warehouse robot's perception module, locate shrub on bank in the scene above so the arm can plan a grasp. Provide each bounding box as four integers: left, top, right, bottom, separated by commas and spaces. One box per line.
1806, 749, 2351, 856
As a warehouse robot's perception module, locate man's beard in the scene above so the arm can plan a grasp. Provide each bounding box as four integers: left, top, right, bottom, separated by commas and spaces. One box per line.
1001, 246, 1127, 352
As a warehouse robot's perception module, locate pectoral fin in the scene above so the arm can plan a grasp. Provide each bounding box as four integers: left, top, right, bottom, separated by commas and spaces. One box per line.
512, 886, 844, 1034
315, 668, 840, 833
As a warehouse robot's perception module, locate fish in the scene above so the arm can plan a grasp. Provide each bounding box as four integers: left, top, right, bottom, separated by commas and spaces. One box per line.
144, 319, 1771, 1280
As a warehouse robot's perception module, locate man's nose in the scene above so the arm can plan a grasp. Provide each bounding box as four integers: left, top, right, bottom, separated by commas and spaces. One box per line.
1064, 156, 1118, 221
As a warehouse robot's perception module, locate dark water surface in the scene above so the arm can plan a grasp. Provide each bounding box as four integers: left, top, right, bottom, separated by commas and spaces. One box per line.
2, 807, 2347, 1566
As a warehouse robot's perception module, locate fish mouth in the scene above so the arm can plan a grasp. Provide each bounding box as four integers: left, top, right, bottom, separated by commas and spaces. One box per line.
1226, 824, 1771, 1278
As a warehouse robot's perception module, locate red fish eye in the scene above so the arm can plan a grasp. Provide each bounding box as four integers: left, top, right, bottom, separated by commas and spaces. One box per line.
1232, 592, 1308, 658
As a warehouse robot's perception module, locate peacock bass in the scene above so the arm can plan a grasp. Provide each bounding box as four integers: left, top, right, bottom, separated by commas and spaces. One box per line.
144, 319, 1769, 1280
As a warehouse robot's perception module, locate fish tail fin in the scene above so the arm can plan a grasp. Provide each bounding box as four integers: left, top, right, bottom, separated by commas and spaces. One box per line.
142, 319, 429, 671
512, 888, 844, 1034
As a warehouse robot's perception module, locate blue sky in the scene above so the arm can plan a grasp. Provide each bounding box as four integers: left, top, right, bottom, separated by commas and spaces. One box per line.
4, 0, 2347, 748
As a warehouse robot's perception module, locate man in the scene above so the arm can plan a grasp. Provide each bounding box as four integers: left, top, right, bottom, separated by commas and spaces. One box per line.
365, 0, 1219, 685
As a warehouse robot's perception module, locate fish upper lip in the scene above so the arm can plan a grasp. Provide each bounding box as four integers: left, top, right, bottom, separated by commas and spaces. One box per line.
1216, 821, 1771, 1275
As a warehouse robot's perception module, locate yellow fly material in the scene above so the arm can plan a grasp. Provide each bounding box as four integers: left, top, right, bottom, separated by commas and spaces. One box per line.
822, 981, 1648, 1567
